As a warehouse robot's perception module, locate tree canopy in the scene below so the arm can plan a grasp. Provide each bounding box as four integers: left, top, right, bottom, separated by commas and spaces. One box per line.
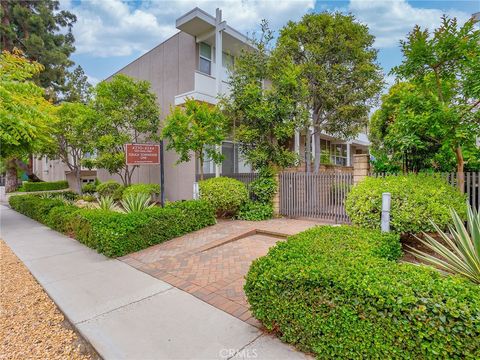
1, 0, 77, 95
275, 12, 383, 172
223, 21, 308, 171
372, 16, 480, 184
162, 98, 227, 180
0, 50, 57, 191
88, 74, 161, 185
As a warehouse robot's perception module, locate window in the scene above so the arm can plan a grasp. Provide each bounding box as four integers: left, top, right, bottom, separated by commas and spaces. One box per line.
331, 143, 347, 166
199, 42, 211, 75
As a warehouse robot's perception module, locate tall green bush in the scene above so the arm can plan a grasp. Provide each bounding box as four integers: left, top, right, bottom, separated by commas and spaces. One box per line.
245, 226, 480, 359
199, 177, 248, 217
345, 174, 466, 233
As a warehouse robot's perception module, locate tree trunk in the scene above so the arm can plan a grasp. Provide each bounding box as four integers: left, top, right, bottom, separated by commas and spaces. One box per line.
199, 153, 204, 181
75, 167, 82, 195
5, 158, 18, 193
313, 130, 321, 173
305, 127, 312, 173
455, 146, 465, 194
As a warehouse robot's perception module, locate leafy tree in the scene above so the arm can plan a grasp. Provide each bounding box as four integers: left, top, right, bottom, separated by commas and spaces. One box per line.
0, 0, 77, 96
0, 50, 56, 192
44, 102, 96, 193
223, 21, 308, 171
275, 12, 383, 172
62, 65, 92, 103
162, 99, 227, 180
89, 74, 161, 185
392, 16, 480, 191
370, 81, 479, 173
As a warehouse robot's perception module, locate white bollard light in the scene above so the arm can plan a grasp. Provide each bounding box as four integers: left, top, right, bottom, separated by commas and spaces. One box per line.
381, 192, 391, 232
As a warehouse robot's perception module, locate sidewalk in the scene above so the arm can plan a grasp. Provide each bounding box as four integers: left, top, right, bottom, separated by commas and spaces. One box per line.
0, 205, 310, 360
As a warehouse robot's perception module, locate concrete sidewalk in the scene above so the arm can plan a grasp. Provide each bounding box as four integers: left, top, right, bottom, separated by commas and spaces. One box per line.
0, 205, 309, 360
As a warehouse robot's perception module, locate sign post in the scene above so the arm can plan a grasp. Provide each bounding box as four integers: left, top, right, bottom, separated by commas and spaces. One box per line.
159, 140, 165, 207
125, 143, 164, 206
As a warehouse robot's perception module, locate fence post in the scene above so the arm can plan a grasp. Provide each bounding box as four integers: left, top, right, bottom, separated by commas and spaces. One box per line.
381, 192, 391, 232
353, 154, 370, 185
273, 173, 281, 216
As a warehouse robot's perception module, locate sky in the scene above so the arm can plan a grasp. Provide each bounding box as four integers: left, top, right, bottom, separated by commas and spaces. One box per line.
60, 0, 480, 88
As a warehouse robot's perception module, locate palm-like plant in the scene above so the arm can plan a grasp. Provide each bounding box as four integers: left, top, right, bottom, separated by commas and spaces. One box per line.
408, 204, 480, 284
120, 193, 155, 213
98, 195, 116, 211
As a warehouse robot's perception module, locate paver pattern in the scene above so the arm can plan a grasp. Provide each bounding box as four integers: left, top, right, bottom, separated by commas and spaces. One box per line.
121, 218, 323, 326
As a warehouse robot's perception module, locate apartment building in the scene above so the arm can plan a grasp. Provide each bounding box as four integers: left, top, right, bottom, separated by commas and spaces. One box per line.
34, 7, 370, 200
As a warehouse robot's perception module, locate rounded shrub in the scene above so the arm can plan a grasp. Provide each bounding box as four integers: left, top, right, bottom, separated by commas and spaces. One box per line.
96, 180, 124, 201
122, 183, 161, 200
237, 201, 273, 221
81, 182, 97, 194
199, 177, 248, 217
245, 226, 480, 359
345, 174, 466, 234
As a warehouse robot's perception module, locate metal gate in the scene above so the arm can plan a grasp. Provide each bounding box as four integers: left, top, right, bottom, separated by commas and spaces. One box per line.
279, 172, 353, 223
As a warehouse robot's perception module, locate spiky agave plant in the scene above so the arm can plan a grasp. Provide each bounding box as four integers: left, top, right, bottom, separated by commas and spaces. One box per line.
408, 204, 480, 284
98, 195, 116, 211
120, 193, 155, 213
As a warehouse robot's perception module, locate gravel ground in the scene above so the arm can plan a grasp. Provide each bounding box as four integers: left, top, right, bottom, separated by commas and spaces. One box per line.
0, 240, 96, 360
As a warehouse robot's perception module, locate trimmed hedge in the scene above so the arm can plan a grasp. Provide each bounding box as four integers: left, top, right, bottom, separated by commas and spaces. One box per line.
245, 226, 480, 359
199, 177, 248, 217
71, 200, 215, 257
23, 180, 69, 192
9, 195, 216, 258
345, 174, 467, 234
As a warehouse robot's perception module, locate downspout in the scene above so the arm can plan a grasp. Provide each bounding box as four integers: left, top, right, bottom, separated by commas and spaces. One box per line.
214, 8, 224, 178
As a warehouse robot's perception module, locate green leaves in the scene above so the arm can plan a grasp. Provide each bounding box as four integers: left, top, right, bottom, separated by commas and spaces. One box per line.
409, 205, 480, 284
198, 177, 249, 217
244, 225, 480, 358
345, 174, 467, 234
162, 98, 227, 177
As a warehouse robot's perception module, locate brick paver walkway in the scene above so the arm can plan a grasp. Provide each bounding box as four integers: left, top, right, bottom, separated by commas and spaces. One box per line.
121, 218, 323, 327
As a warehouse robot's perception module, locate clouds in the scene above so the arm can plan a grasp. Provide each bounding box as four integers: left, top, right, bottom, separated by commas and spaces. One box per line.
64, 0, 315, 58
348, 0, 471, 48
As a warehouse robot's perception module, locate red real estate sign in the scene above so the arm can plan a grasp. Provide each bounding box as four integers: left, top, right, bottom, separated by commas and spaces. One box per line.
125, 143, 160, 165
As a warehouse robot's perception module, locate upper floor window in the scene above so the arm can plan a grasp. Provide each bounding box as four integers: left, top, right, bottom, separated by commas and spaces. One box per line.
199, 42, 212, 75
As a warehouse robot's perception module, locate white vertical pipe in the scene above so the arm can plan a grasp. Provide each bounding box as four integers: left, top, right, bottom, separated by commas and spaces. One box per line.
215, 8, 223, 178
346, 142, 351, 167
381, 192, 391, 232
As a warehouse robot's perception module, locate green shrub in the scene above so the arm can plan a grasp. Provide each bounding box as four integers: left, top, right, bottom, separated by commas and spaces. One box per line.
97, 180, 124, 200
98, 196, 116, 211
45, 205, 79, 233
245, 226, 480, 359
71, 199, 216, 257
9, 195, 67, 223
237, 201, 273, 221
122, 183, 161, 200
199, 177, 248, 217
345, 174, 466, 234
79, 194, 96, 202
249, 169, 277, 205
23, 180, 69, 192
82, 182, 97, 194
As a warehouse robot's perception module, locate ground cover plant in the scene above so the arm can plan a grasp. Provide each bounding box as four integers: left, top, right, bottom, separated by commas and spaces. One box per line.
345, 174, 466, 234
9, 195, 216, 257
245, 226, 480, 359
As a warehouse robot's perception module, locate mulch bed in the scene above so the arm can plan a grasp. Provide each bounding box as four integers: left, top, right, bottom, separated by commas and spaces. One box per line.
0, 240, 98, 360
